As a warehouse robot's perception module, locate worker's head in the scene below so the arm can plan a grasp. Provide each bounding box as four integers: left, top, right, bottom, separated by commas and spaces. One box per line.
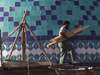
63, 20, 70, 28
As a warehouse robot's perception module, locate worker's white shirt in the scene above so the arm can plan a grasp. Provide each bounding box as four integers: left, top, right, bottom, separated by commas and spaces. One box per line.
59, 26, 67, 35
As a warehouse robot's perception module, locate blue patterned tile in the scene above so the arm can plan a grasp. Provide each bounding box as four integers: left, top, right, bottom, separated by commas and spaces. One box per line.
39, 53, 47, 62
36, 20, 41, 25
0, 17, 4, 22
15, 2, 21, 6
41, 36, 47, 40
3, 32, 8, 37
11, 55, 16, 60
55, 1, 61, 5
28, 0, 33, 1
93, 1, 98, 6
80, 6, 85, 10
17, 54, 22, 60
21, 0, 26, 2
86, 10, 91, 15
92, 15, 97, 20
8, 17, 13, 21
30, 26, 36, 31
51, 5, 56, 10
98, 21, 100, 25
40, 6, 45, 10
79, 53, 84, 62
41, 15, 46, 20
83, 15, 88, 20
10, 7, 15, 11
90, 6, 95, 10
0, 7, 4, 12
33, 42, 39, 49
74, 1, 79, 5
67, 10, 72, 15
51, 15, 57, 20
14, 21, 19, 26
26, 31, 30, 36
34, 54, 39, 61
91, 30, 96, 35
36, 36, 41, 40
4, 12, 9, 16
48, 30, 53, 35
46, 10, 51, 15
78, 20, 84, 25
74, 25, 79, 28
34, 1, 39, 6
57, 20, 63, 25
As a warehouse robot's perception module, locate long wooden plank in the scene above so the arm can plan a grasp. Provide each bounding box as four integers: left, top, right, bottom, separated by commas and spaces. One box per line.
3, 62, 73, 69
47, 25, 90, 48
4, 59, 52, 65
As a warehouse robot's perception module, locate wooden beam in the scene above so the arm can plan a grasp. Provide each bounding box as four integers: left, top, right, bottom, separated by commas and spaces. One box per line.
21, 10, 28, 23
3, 62, 53, 68
7, 26, 22, 62
0, 30, 2, 67
3, 61, 74, 69
22, 23, 26, 61
4, 59, 52, 65
21, 10, 28, 61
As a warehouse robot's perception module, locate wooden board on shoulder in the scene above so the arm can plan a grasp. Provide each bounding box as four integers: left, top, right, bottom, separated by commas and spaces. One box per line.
47, 25, 90, 48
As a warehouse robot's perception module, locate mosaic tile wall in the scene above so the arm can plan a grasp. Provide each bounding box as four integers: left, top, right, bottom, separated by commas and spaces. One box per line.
0, 0, 100, 65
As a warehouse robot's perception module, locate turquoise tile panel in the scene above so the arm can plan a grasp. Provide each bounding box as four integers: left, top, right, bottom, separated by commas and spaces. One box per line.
4, 7, 9, 12
10, 2, 15, 7
9, 12, 15, 16
0, 22, 4, 27
39, 0, 45, 6
0, 12, 3, 17
15, 7, 21, 12
21, 2, 27, 6
41, 20, 47, 26
15, 12, 21, 17
45, 5, 51, 10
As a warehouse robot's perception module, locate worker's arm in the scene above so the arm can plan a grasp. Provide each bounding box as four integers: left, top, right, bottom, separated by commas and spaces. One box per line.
60, 33, 68, 39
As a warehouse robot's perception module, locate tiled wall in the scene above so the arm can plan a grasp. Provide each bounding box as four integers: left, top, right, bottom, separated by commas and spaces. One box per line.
0, 0, 100, 64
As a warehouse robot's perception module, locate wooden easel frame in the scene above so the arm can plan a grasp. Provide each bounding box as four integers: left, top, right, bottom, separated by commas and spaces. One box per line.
2, 10, 60, 75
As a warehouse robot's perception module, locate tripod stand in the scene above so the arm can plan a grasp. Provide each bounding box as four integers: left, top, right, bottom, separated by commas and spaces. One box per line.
3, 10, 60, 75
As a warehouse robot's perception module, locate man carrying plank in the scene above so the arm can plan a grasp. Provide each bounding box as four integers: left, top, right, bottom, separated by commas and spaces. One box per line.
58, 20, 78, 64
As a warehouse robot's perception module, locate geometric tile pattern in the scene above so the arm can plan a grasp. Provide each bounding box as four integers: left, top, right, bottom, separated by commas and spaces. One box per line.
2, 40, 100, 63
0, 0, 100, 37
0, 0, 100, 65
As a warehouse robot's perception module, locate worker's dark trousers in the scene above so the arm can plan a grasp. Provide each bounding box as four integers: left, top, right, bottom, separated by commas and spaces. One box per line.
58, 41, 76, 64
